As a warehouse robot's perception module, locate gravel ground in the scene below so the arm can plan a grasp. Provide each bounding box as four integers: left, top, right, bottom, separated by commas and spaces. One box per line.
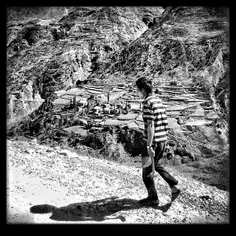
7, 139, 229, 224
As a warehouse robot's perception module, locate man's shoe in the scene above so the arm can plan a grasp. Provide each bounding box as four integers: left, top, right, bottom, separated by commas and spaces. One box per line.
138, 197, 159, 206
171, 189, 181, 202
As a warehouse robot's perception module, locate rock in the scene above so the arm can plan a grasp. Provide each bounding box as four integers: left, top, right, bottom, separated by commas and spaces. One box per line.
167, 140, 176, 147
189, 105, 205, 118
166, 152, 174, 160
58, 150, 69, 156
31, 139, 38, 145
175, 146, 189, 156
189, 153, 195, 161
167, 118, 182, 132
46, 148, 53, 153
199, 195, 211, 201
181, 156, 190, 164
173, 155, 182, 165
23, 149, 30, 154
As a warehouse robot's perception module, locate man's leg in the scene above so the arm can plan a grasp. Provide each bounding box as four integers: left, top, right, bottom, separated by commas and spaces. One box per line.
154, 141, 178, 188
142, 164, 158, 201
139, 146, 159, 204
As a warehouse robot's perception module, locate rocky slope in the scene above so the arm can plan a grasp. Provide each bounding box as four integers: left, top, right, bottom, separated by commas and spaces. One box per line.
85, 6, 230, 190
6, 6, 229, 206
7, 6, 163, 128
6, 84, 229, 191
7, 139, 229, 224
89, 6, 229, 128
7, 6, 72, 22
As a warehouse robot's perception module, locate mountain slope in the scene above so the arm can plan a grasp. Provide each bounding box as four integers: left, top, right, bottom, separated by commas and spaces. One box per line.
6, 6, 230, 194
7, 139, 229, 224
7, 6, 72, 22
6, 6, 163, 128
84, 6, 230, 190
89, 6, 229, 123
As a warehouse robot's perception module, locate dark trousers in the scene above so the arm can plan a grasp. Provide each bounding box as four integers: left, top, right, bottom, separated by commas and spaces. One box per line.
142, 141, 178, 201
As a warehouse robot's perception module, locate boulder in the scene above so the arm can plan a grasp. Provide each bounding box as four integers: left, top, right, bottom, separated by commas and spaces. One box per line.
167, 140, 176, 147
181, 156, 190, 164
166, 152, 174, 160
167, 118, 182, 132
189, 105, 205, 118
173, 155, 182, 165
175, 146, 189, 156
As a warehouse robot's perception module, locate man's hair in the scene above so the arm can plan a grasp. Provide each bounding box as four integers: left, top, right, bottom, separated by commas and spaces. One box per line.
136, 77, 153, 94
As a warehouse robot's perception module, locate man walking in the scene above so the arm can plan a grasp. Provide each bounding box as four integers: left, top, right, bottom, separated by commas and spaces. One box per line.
136, 77, 180, 206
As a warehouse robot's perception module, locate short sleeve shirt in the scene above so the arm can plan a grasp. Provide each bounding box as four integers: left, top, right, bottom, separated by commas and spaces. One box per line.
142, 93, 168, 143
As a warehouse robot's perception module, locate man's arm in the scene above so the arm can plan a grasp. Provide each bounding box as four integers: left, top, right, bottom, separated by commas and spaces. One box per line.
146, 119, 154, 146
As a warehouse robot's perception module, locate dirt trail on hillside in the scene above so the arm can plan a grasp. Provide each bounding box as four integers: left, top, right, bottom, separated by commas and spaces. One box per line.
7, 139, 229, 224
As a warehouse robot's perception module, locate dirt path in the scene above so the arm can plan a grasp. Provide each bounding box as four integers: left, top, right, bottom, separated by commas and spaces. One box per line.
7, 139, 229, 224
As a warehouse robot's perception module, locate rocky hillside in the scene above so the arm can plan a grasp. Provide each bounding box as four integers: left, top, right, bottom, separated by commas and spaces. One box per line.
6, 6, 229, 197
7, 139, 229, 224
7, 6, 163, 128
7, 6, 72, 22
89, 6, 229, 123
85, 6, 230, 190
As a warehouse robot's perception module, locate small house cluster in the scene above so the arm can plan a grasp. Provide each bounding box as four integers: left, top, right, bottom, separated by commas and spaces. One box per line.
49, 83, 142, 130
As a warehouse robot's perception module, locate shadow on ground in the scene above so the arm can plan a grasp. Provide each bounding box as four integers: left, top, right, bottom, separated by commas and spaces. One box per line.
30, 196, 172, 222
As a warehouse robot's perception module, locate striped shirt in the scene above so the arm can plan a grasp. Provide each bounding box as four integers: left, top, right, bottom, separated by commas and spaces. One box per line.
142, 93, 168, 143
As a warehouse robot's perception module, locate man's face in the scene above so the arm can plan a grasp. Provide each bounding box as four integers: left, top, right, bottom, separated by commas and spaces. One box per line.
137, 87, 145, 99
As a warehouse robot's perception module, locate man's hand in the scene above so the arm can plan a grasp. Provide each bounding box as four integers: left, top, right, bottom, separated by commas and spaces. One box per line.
147, 146, 158, 178
147, 146, 155, 158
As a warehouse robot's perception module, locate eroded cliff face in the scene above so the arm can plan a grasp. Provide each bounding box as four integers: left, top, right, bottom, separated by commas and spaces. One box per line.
7, 80, 44, 129
89, 6, 229, 125
7, 6, 71, 22
7, 6, 163, 127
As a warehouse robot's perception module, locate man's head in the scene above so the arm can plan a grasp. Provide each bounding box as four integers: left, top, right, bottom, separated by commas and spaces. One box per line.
136, 77, 153, 98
